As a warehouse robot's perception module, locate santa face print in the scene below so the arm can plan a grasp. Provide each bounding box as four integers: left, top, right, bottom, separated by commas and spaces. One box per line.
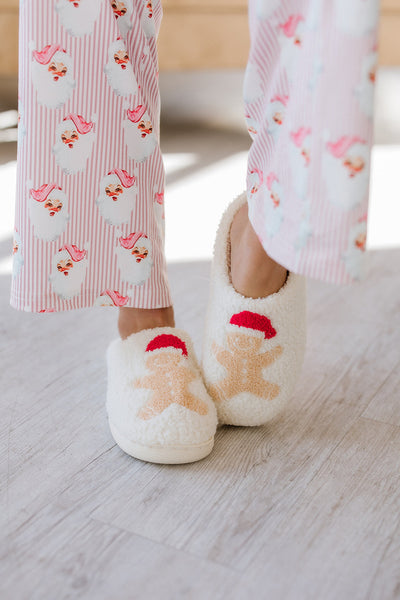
123, 111, 157, 162
334, 0, 379, 37
55, 0, 102, 36
49, 249, 87, 299
31, 49, 75, 109
277, 15, 306, 80
93, 289, 129, 307
266, 97, 288, 137
109, 0, 133, 38
29, 188, 70, 242
104, 41, 138, 97
53, 118, 95, 174
322, 138, 370, 210
142, 0, 156, 38
342, 221, 368, 279
116, 236, 153, 285
289, 127, 312, 198
264, 175, 284, 237
96, 173, 137, 226
12, 231, 24, 279
355, 50, 377, 119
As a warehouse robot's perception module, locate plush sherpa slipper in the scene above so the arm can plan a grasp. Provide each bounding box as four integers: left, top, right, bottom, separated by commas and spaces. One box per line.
201, 192, 307, 426
106, 327, 218, 464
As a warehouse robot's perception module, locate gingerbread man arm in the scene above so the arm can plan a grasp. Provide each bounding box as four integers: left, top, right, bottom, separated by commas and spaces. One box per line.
259, 344, 283, 367
211, 341, 234, 370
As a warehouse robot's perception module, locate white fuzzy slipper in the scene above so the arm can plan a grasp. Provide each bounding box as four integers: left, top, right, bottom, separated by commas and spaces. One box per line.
201, 192, 307, 426
106, 327, 218, 463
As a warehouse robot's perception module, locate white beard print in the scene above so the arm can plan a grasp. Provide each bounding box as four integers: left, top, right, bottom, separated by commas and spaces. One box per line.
295, 198, 312, 251
354, 52, 377, 119
31, 52, 75, 109
29, 191, 70, 242
243, 63, 264, 104
123, 118, 157, 162
53, 122, 95, 174
96, 175, 137, 226
49, 252, 87, 299
17, 100, 27, 147
334, 0, 379, 37
116, 242, 153, 285
104, 52, 138, 97
256, 0, 280, 20
55, 0, 102, 37
289, 134, 311, 198
322, 146, 370, 210
245, 114, 260, 139
342, 222, 367, 280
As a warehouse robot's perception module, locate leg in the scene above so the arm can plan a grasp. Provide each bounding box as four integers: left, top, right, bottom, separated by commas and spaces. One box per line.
10, 0, 174, 338
236, 0, 379, 287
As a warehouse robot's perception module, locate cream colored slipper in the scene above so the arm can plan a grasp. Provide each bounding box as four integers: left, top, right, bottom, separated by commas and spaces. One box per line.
201, 192, 307, 426
106, 327, 218, 463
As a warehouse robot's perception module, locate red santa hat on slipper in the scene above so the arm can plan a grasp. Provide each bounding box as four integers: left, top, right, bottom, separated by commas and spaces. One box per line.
30, 183, 62, 202
270, 94, 289, 106
279, 15, 304, 37
290, 126, 312, 147
33, 44, 66, 64
145, 334, 188, 356
127, 105, 147, 123
229, 311, 277, 339
102, 289, 129, 306
266, 172, 279, 190
63, 114, 94, 134
108, 168, 136, 187
119, 232, 148, 249
58, 244, 87, 261
326, 135, 366, 158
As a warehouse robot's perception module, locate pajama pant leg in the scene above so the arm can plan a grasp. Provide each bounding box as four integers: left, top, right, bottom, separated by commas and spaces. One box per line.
245, 0, 380, 284
10, 0, 172, 312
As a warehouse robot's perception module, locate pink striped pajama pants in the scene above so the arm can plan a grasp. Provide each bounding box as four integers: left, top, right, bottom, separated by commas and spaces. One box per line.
10, 0, 379, 312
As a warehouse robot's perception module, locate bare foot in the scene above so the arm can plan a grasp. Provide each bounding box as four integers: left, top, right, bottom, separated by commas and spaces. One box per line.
118, 306, 175, 340
229, 203, 288, 298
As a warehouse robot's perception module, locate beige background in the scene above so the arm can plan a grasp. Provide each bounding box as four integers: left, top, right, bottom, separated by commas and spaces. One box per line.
0, 0, 400, 75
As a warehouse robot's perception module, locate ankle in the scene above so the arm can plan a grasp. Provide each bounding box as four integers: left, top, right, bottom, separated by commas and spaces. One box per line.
118, 306, 175, 339
229, 206, 288, 298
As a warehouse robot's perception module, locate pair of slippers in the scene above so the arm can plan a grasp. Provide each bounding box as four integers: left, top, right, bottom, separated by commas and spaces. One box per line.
106, 193, 307, 464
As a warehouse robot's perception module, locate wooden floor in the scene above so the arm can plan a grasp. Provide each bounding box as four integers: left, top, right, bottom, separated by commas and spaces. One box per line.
0, 245, 400, 599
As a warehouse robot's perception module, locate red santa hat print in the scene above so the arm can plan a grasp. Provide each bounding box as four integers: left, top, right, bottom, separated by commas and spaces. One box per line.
119, 232, 148, 250
279, 14, 304, 37
229, 311, 277, 339
33, 44, 66, 64
102, 289, 129, 306
127, 105, 147, 123
108, 168, 136, 187
326, 136, 367, 158
58, 244, 87, 261
63, 114, 94, 134
145, 334, 188, 356
30, 183, 62, 202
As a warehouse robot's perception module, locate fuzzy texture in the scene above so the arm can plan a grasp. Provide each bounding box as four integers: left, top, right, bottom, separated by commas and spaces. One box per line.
106, 327, 218, 448
201, 192, 307, 426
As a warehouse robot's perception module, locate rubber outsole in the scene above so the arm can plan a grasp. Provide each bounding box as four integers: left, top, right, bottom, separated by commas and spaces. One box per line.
108, 421, 215, 464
